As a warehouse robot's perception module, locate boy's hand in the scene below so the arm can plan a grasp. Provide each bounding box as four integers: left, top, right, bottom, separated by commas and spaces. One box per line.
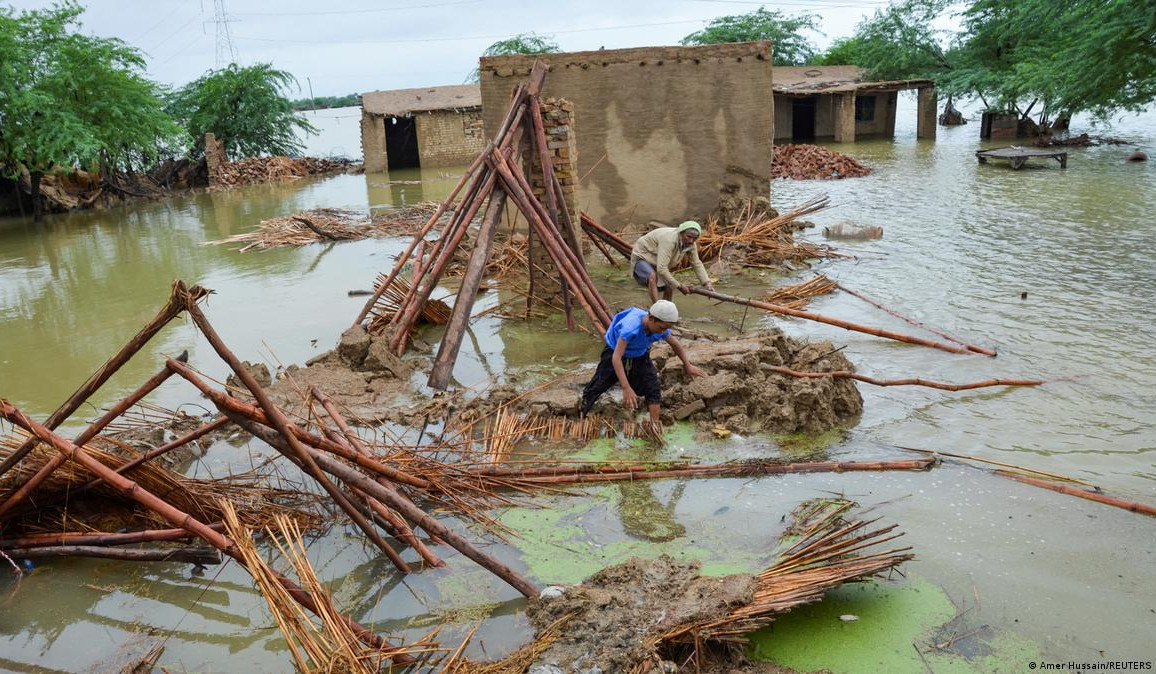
623, 387, 639, 410
686, 364, 707, 378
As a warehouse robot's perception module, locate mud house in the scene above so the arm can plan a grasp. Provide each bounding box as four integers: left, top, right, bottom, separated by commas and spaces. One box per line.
773, 66, 936, 143
479, 42, 774, 225
360, 84, 486, 172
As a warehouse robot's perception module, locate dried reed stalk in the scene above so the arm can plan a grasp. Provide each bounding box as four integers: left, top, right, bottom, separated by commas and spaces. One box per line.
765, 274, 838, 310
695, 196, 844, 266
205, 204, 447, 252
366, 272, 452, 335
223, 503, 443, 672
658, 499, 913, 646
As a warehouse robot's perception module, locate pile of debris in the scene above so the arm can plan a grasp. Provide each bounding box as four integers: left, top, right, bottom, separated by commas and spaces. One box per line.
208, 156, 353, 189
462, 499, 913, 672
770, 144, 871, 180
425, 328, 863, 435
205, 203, 452, 251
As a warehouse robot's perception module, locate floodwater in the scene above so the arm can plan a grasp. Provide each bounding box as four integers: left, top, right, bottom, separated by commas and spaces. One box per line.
0, 97, 1154, 672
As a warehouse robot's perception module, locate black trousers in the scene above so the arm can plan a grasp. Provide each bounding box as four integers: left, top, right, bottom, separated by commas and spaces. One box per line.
581, 347, 662, 414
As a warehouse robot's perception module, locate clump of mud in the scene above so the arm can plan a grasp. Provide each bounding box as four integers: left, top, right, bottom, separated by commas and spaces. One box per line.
443, 328, 862, 434
261, 325, 420, 421
527, 556, 755, 672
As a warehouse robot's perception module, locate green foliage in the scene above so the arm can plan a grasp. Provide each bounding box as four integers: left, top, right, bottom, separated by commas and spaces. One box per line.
942, 0, 1156, 122
167, 63, 316, 160
290, 93, 360, 111
469, 32, 560, 82
681, 7, 821, 66
0, 2, 182, 180
824, 0, 951, 79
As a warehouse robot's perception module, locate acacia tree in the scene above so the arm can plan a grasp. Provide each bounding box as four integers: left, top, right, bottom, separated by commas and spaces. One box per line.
942, 0, 1156, 129
681, 7, 821, 66
0, 2, 182, 221
816, 0, 951, 79
167, 63, 316, 160
470, 33, 560, 82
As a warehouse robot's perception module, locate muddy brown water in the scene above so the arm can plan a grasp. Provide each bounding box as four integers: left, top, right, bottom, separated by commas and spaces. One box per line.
1, 101, 1154, 671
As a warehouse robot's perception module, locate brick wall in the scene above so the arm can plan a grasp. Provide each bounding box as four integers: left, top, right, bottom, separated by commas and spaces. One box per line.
480, 43, 774, 227
415, 108, 486, 167
528, 98, 582, 305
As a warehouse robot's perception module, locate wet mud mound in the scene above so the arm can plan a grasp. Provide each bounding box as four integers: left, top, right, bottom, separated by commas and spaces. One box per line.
449, 329, 862, 435
527, 556, 756, 672
263, 325, 420, 422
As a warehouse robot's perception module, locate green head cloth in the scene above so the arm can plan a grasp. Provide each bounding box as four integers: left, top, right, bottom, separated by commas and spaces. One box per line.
677, 221, 702, 236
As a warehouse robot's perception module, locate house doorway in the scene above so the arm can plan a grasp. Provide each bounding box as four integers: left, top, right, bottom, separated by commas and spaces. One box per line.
385, 116, 420, 170
792, 98, 816, 140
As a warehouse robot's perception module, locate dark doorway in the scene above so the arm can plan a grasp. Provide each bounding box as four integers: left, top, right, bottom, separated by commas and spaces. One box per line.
385, 116, 420, 170
792, 98, 816, 140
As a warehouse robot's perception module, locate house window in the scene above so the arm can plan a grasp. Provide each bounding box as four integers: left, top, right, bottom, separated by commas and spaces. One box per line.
855, 95, 876, 121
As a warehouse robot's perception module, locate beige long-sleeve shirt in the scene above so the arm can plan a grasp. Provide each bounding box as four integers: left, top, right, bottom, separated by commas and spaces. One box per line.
630, 226, 710, 290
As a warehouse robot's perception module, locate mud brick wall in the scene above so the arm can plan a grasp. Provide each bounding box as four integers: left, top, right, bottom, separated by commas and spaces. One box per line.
415, 108, 487, 167
528, 98, 582, 305
360, 112, 387, 173
480, 43, 774, 227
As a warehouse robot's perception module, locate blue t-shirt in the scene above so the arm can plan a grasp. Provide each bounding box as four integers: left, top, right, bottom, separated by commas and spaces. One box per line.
605, 307, 670, 358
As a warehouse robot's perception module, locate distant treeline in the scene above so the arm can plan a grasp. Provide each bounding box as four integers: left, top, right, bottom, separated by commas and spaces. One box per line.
291, 93, 361, 111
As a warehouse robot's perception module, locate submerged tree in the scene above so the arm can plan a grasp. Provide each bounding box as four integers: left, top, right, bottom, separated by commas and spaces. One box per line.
0, 2, 182, 221
681, 7, 821, 66
815, 0, 952, 80
470, 32, 560, 82
167, 63, 316, 161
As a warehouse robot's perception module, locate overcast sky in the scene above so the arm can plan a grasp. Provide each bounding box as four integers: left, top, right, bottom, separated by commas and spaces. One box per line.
7, 0, 900, 97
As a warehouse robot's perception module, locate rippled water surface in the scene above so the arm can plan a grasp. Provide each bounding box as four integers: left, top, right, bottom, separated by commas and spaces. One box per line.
0, 100, 1153, 671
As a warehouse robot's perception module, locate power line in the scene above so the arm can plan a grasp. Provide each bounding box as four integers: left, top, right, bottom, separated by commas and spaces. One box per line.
131, 3, 187, 44
231, 0, 482, 17
235, 19, 707, 45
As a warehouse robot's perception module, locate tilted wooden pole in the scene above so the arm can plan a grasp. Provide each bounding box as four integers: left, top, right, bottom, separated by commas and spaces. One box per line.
0, 282, 206, 480
688, 287, 972, 356
836, 282, 997, 357
765, 367, 1043, 391
0, 352, 188, 518
428, 188, 508, 390
77, 416, 231, 494
182, 297, 410, 573
0, 400, 405, 656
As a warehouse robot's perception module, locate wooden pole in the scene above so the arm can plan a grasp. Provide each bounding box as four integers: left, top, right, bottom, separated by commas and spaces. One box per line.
0, 282, 204, 479
0, 352, 188, 518
10, 545, 222, 564
229, 411, 540, 598
184, 302, 410, 573
390, 171, 499, 354
164, 360, 431, 490
580, 211, 632, 258
0, 523, 224, 549
77, 416, 231, 494
467, 457, 937, 481
836, 282, 997, 357
352, 147, 491, 327
996, 471, 1156, 517
765, 367, 1043, 391
428, 189, 508, 390
688, 287, 972, 356
0, 400, 403, 655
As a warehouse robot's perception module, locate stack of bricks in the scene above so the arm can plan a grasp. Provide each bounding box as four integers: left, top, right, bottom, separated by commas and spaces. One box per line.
528, 97, 582, 306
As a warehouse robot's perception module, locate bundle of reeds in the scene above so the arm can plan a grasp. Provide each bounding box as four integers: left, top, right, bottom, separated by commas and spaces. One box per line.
366, 273, 452, 335
695, 196, 843, 265
0, 429, 320, 533
765, 273, 838, 310
205, 203, 451, 252
223, 503, 443, 672
657, 499, 913, 647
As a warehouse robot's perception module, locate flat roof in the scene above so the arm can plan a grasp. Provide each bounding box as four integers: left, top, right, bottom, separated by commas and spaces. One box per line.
361, 84, 481, 116
773, 65, 933, 95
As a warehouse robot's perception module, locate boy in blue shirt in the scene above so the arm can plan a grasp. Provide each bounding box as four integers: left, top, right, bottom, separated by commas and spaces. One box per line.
580, 300, 706, 424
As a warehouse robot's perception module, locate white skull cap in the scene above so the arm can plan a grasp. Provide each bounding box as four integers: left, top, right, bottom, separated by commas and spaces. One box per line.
649, 300, 679, 323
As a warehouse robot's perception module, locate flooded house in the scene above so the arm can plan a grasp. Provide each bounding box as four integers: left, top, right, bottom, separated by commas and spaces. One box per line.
359, 84, 486, 172
772, 65, 936, 143
479, 42, 774, 224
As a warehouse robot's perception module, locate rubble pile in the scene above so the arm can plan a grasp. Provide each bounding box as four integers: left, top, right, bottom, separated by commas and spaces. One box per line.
209, 156, 354, 189
770, 144, 871, 180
